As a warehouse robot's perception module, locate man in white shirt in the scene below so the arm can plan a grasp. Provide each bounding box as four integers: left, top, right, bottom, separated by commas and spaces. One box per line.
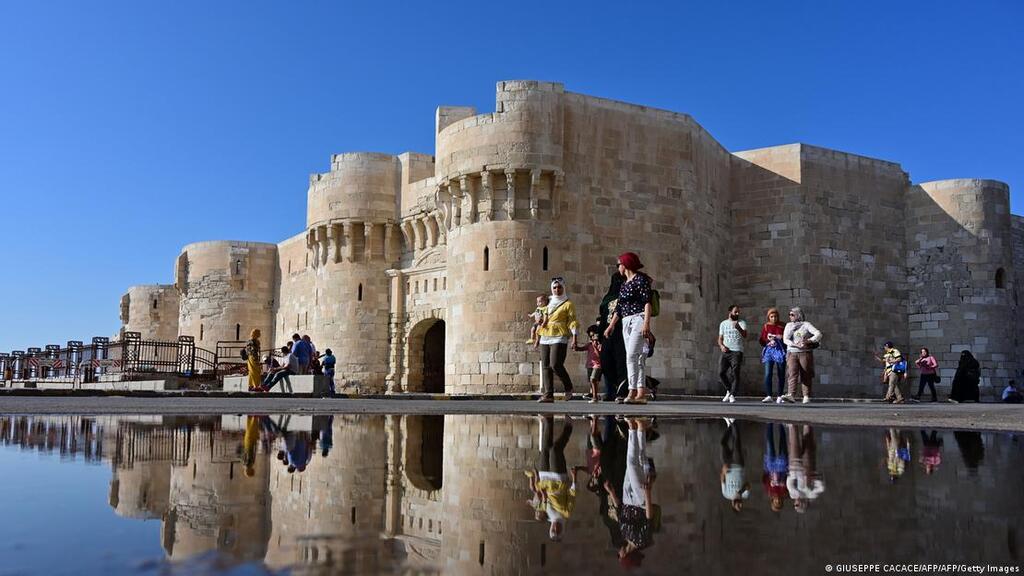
718, 305, 748, 403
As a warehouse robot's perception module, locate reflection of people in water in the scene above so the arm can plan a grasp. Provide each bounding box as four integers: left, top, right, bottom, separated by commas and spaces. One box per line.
277, 431, 313, 473
586, 416, 626, 549
319, 415, 334, 458
720, 419, 750, 512
785, 424, 825, 513
954, 431, 985, 473
617, 417, 656, 568
885, 429, 911, 482
919, 430, 943, 475
242, 416, 261, 477
527, 416, 579, 541
762, 423, 788, 512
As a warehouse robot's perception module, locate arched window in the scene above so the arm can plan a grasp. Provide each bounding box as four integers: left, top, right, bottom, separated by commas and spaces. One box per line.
199, 324, 204, 341
995, 267, 1007, 289
483, 246, 489, 271
152, 299, 158, 309
235, 324, 240, 340
542, 246, 549, 271
234, 259, 242, 275
358, 283, 363, 301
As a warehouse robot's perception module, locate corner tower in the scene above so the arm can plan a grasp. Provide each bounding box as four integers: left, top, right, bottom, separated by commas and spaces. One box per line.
175, 241, 278, 346
907, 179, 1017, 395
279, 152, 400, 391
436, 81, 566, 394
119, 284, 180, 341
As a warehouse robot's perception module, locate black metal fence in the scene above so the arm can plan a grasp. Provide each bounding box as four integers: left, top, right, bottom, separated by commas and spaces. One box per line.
1, 332, 231, 386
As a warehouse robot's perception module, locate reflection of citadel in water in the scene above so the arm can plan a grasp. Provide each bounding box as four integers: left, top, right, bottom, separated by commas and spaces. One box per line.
1, 415, 1021, 574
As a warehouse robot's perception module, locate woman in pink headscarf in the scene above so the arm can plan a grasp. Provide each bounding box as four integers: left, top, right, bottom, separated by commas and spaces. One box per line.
604, 252, 654, 404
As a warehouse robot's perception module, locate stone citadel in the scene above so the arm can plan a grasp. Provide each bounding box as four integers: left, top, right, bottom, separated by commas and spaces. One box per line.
118, 80, 1021, 397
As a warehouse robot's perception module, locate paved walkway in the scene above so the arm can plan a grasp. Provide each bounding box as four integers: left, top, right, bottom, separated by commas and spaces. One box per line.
0, 393, 1020, 432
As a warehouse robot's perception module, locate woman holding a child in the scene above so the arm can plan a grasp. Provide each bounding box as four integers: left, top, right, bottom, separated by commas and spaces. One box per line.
537, 277, 580, 403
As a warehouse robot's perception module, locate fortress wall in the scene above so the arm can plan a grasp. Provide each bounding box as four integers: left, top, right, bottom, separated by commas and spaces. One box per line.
558, 91, 734, 391
731, 145, 910, 395
792, 146, 910, 393
164, 430, 270, 562
398, 152, 436, 215
273, 233, 313, 349
1012, 215, 1024, 377
907, 179, 1016, 395
175, 241, 278, 346
729, 145, 806, 381
264, 416, 388, 572
119, 284, 179, 341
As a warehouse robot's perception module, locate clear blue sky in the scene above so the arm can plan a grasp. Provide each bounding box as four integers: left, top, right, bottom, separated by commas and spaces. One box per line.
1, 1, 1021, 352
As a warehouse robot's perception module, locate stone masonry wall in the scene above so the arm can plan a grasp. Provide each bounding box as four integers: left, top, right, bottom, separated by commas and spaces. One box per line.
730, 145, 910, 396
176, 241, 278, 347
907, 179, 1017, 397
119, 284, 179, 341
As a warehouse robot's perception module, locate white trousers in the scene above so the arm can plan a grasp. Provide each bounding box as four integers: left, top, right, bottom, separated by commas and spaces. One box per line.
623, 313, 646, 391
624, 428, 648, 507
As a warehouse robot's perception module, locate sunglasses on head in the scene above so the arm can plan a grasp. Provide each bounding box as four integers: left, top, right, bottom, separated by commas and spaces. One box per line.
551, 277, 565, 283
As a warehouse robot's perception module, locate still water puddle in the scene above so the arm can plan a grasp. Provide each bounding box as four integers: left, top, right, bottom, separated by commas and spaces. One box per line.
0, 414, 1020, 575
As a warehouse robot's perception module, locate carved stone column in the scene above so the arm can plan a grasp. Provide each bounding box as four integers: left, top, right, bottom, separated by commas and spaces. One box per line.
413, 218, 427, 251
364, 222, 374, 262
460, 175, 476, 225
449, 179, 462, 229
433, 213, 447, 245
423, 215, 437, 247
385, 270, 406, 394
326, 224, 338, 264
480, 170, 493, 222
505, 168, 516, 220
342, 221, 354, 262
530, 169, 542, 219
306, 230, 316, 269
384, 223, 395, 263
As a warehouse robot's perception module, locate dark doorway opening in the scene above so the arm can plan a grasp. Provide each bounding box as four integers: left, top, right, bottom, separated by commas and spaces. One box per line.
423, 321, 445, 394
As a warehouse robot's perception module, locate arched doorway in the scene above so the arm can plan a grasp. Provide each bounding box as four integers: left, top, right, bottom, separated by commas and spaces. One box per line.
405, 317, 446, 393
423, 321, 445, 393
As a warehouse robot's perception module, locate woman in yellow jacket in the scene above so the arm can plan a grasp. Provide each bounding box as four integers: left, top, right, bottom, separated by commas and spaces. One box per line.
245, 329, 262, 391
537, 277, 579, 402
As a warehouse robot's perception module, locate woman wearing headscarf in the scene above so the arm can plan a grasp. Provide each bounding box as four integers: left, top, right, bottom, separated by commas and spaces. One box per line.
604, 252, 654, 404
537, 277, 579, 402
781, 307, 822, 404
949, 350, 981, 403
245, 329, 262, 392
598, 272, 628, 401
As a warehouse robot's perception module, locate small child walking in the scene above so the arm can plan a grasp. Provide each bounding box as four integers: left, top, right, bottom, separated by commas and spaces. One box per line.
574, 325, 603, 403
527, 294, 550, 348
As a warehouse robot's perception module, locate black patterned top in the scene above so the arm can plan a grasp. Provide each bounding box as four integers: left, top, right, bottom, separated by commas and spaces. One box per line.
616, 273, 652, 318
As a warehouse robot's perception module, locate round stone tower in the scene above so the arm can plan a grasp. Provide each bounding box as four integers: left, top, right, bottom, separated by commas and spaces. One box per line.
909, 179, 1016, 395
436, 81, 566, 394
175, 240, 278, 346
119, 285, 180, 341
302, 152, 400, 391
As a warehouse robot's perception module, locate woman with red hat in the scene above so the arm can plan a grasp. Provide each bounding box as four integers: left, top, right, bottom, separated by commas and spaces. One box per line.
604, 252, 654, 404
